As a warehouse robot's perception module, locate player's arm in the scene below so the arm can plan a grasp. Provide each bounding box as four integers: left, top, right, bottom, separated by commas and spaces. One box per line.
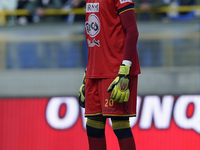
119, 4, 139, 64
107, 4, 139, 103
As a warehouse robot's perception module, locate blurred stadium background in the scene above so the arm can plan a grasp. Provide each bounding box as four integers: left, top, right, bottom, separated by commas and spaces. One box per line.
0, 0, 200, 150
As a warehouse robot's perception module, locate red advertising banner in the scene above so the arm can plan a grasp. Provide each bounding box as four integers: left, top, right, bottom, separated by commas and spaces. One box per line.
0, 95, 200, 150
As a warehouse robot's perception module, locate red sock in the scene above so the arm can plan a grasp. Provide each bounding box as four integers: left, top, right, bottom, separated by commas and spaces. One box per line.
118, 137, 136, 150
88, 136, 106, 150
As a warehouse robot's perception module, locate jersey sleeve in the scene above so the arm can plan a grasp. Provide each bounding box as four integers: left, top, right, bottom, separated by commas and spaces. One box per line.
114, 0, 134, 11
119, 7, 138, 63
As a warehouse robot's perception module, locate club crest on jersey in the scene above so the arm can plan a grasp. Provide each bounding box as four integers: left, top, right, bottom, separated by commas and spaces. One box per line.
120, 0, 132, 4
86, 3, 99, 12
85, 14, 100, 37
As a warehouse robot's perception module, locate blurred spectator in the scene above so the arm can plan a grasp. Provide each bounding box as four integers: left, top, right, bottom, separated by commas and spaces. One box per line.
195, 0, 200, 18
0, 0, 17, 25
62, 0, 85, 23
72, 0, 85, 22
17, 0, 33, 25
168, 0, 200, 21
0, 0, 17, 11
71, 0, 85, 8
134, 0, 169, 21
25, 0, 63, 23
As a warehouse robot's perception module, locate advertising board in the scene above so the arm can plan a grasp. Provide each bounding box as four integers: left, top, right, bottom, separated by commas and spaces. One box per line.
0, 95, 199, 150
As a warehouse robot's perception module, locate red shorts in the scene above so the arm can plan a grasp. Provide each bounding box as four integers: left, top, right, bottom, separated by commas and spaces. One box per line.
85, 76, 138, 117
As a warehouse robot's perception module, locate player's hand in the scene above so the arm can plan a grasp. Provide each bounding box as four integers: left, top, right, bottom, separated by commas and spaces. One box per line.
78, 71, 86, 108
107, 65, 130, 103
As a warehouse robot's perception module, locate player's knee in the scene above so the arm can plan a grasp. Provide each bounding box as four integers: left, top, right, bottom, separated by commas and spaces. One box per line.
86, 118, 106, 138
87, 115, 107, 122
111, 117, 133, 139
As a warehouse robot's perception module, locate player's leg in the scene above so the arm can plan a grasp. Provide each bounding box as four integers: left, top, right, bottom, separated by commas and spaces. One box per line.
85, 79, 107, 150
109, 75, 138, 150
86, 115, 107, 150
111, 117, 136, 150
100, 76, 138, 150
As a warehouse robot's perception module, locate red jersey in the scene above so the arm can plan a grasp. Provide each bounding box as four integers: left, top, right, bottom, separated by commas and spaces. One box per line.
85, 0, 141, 78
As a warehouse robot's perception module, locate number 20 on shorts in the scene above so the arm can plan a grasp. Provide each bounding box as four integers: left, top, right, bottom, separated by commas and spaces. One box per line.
105, 99, 114, 107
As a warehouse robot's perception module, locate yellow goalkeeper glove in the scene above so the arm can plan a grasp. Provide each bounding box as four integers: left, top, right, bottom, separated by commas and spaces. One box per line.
107, 65, 130, 103
78, 71, 86, 108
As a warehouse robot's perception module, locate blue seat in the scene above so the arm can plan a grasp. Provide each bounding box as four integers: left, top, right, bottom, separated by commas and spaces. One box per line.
18, 42, 38, 68
58, 43, 81, 68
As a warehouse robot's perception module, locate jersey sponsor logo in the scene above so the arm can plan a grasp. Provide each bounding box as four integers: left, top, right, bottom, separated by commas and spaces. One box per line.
119, 0, 132, 4
85, 14, 100, 37
103, 109, 117, 113
87, 38, 100, 47
86, 3, 99, 12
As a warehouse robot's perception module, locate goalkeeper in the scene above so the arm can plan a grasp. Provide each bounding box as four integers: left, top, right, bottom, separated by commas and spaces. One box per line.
79, 0, 141, 150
